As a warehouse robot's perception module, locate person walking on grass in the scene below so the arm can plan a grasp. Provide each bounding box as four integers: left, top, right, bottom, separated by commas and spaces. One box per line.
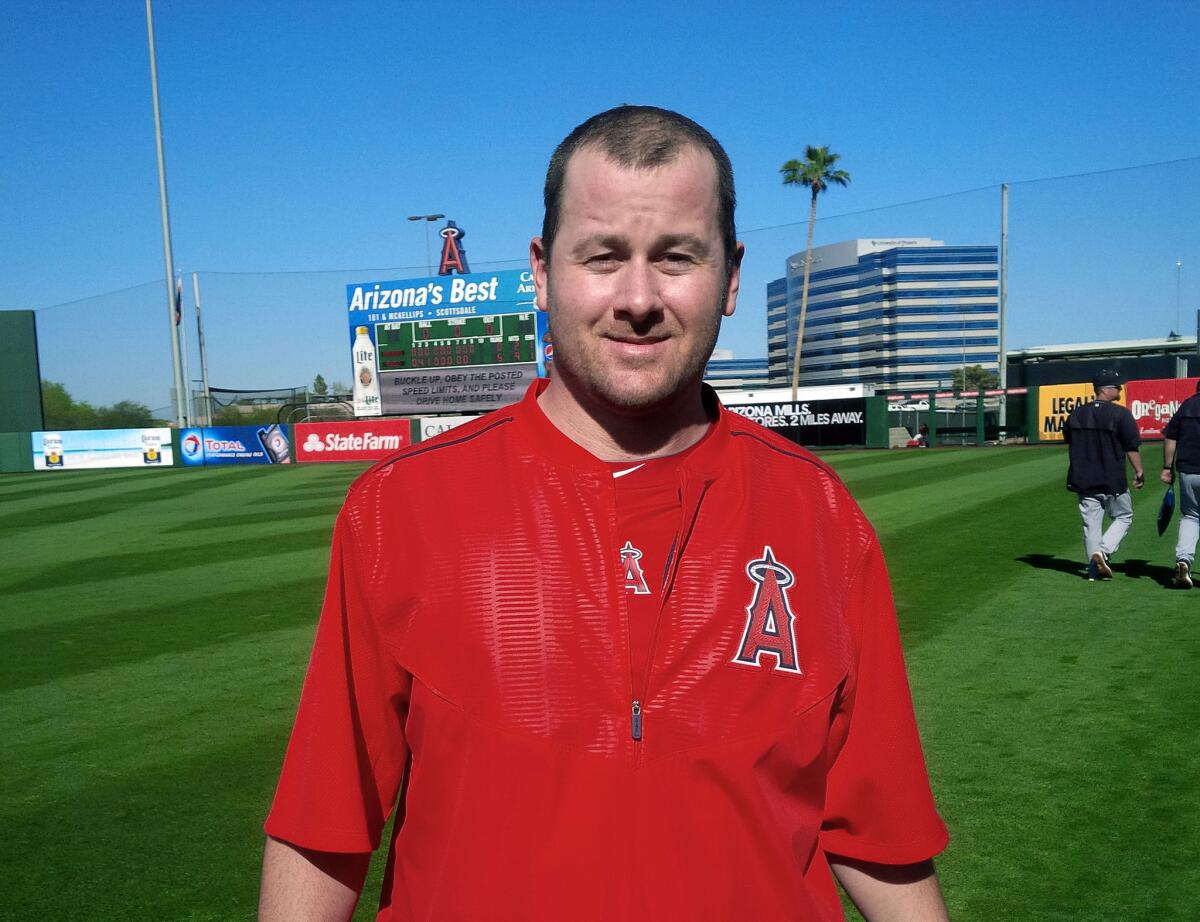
1161, 380, 1200, 589
1064, 369, 1144, 580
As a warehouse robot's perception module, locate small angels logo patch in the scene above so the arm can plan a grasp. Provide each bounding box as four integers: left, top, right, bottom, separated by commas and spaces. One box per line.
732, 546, 801, 674
620, 540, 651, 595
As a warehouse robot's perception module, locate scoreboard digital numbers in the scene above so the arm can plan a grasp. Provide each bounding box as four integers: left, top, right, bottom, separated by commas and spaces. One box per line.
346, 269, 549, 416
376, 313, 538, 370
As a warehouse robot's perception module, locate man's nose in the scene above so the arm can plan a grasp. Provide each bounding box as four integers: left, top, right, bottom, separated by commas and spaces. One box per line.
615, 259, 661, 322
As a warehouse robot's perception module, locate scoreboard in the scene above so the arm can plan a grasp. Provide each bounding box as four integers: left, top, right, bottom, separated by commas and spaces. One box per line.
376, 313, 538, 370
346, 269, 548, 416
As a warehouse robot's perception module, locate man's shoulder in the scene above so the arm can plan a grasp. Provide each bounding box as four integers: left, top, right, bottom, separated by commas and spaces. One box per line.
722, 408, 843, 479
345, 407, 521, 503
1177, 393, 1200, 417
720, 409, 868, 526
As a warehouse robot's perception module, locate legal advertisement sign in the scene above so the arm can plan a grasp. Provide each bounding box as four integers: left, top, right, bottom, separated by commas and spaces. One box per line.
179, 424, 292, 466
1124, 377, 1199, 440
727, 398, 867, 447
31, 427, 174, 471
1037, 383, 1126, 442
345, 269, 549, 417
294, 419, 415, 463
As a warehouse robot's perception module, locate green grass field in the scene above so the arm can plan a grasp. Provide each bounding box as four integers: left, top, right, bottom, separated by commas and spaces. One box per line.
1, 447, 1197, 920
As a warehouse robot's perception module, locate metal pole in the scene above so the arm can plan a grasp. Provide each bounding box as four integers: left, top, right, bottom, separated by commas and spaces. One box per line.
409, 214, 445, 276
1177, 260, 1183, 335
178, 275, 192, 424
998, 183, 1009, 431
192, 272, 212, 425
145, 0, 185, 427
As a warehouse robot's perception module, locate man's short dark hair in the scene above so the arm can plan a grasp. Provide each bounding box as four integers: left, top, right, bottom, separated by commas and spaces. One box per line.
541, 105, 737, 272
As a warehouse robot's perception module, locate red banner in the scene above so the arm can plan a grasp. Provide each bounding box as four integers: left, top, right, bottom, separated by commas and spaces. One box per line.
1124, 377, 1199, 440
294, 419, 414, 463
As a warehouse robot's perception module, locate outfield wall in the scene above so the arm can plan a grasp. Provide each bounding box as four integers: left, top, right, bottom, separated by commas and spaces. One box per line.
1030, 377, 1196, 443
4, 376, 1193, 475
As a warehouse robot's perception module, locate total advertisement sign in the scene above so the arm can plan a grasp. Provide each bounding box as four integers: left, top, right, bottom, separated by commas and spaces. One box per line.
346, 268, 549, 417
179, 424, 292, 466
1124, 377, 1199, 439
294, 419, 415, 463
1037, 383, 1127, 442
727, 398, 867, 447
31, 427, 174, 471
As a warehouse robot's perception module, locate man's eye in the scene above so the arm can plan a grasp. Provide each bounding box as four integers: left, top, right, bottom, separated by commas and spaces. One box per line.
662, 253, 695, 267
586, 254, 618, 266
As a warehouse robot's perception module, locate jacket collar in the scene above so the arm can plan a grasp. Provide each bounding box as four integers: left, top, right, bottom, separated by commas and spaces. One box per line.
511, 379, 730, 484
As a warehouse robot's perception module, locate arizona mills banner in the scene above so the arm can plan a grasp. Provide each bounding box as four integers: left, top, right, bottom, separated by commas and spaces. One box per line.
179, 425, 292, 466
727, 398, 867, 447
294, 419, 415, 463
345, 269, 549, 417
1037, 383, 1127, 442
31, 427, 173, 470
1124, 377, 1199, 440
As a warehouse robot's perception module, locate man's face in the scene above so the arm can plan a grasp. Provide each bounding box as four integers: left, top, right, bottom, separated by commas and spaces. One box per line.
530, 145, 742, 415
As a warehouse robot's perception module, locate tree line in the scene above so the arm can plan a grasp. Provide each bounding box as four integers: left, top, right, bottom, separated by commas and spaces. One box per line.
41, 381, 163, 431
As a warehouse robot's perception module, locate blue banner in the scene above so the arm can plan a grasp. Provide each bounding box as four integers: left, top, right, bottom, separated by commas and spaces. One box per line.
179, 424, 292, 466
32, 428, 173, 471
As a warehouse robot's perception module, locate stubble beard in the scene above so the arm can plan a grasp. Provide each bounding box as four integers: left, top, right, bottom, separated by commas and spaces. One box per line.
543, 284, 725, 417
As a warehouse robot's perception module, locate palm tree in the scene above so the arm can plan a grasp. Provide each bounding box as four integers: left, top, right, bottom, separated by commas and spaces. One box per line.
780, 147, 851, 399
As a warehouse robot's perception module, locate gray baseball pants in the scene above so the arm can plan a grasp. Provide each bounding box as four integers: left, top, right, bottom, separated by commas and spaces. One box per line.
1078, 492, 1133, 560
1175, 472, 1200, 566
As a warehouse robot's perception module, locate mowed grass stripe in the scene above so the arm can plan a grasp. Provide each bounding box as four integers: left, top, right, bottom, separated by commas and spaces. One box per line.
0, 575, 326, 693
1, 523, 335, 594
1, 449, 1193, 921
0, 624, 320, 921
0, 545, 333, 634
901, 560, 1200, 919
0, 466, 281, 528
853, 448, 1066, 535
838, 446, 1054, 502
0, 622, 317, 816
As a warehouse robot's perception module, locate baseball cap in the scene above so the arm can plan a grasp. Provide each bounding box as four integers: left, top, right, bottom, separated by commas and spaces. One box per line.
1092, 369, 1123, 389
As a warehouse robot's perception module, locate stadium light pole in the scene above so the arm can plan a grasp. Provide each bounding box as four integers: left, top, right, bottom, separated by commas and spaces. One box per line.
1177, 259, 1183, 336
998, 183, 1009, 432
145, 0, 186, 427
409, 214, 445, 275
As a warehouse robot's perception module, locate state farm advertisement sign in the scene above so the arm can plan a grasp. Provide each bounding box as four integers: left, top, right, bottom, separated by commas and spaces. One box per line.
294, 419, 414, 463
1124, 377, 1199, 440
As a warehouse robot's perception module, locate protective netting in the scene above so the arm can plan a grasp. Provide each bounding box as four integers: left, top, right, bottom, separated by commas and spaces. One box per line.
27, 159, 1198, 424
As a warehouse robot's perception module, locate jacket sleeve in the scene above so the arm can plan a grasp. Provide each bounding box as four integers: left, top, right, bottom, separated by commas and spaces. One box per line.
819, 537, 948, 865
1118, 409, 1142, 451
264, 506, 412, 852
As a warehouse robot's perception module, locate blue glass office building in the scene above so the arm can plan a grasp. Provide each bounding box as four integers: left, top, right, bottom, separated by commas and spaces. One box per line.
766, 238, 999, 390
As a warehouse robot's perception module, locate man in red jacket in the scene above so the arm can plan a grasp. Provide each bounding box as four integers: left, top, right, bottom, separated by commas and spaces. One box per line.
260, 106, 949, 921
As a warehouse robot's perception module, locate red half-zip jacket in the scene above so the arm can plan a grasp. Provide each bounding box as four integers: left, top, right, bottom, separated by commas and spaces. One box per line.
265, 380, 948, 921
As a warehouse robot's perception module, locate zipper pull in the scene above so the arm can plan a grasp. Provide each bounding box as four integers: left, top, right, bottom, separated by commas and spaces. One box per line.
631, 700, 643, 741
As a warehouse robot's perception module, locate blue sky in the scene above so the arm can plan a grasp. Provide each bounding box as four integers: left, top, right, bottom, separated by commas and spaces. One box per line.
3, 0, 1198, 409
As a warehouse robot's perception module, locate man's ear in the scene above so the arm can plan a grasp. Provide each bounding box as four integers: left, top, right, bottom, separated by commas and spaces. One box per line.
722, 241, 745, 318
530, 237, 549, 312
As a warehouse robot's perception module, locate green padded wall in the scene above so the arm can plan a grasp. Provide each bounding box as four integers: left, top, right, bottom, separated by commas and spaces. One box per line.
0, 311, 45, 433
